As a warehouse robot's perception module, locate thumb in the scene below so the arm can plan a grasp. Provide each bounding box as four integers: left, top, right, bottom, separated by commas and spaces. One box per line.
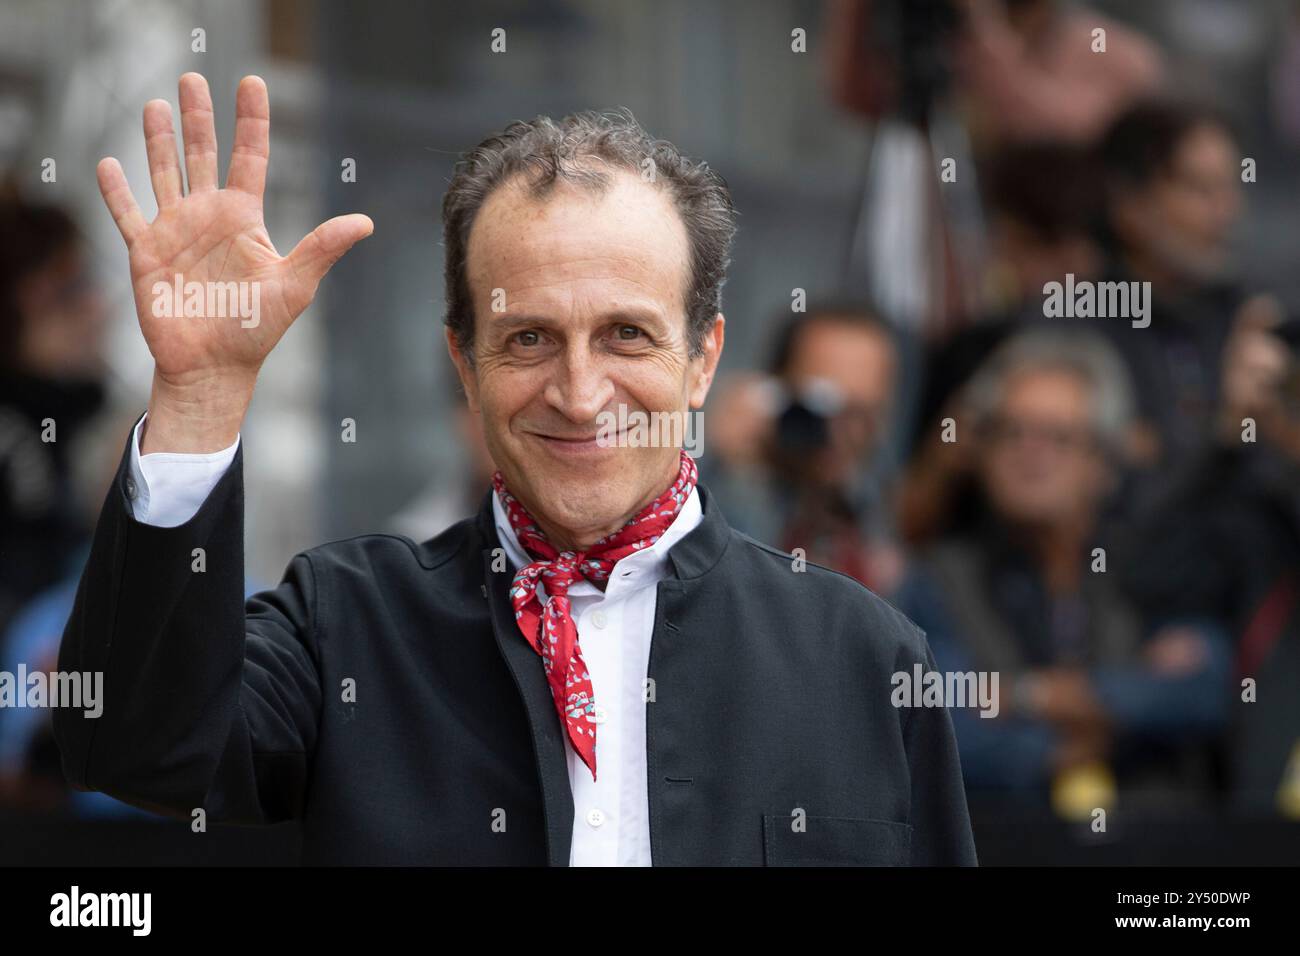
287, 213, 374, 288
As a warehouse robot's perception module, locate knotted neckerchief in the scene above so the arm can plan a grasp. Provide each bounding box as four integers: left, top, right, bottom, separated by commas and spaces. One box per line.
491, 451, 698, 780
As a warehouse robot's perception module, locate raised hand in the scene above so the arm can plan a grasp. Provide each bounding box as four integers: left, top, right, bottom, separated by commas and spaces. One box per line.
97, 73, 373, 452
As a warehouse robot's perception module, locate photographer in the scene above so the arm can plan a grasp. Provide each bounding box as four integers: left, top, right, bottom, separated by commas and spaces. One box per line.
703, 304, 905, 591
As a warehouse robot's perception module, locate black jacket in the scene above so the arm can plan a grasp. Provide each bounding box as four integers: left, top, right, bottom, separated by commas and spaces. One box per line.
54, 428, 977, 865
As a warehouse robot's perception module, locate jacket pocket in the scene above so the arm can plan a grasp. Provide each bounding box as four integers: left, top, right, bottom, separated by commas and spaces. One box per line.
762, 814, 913, 866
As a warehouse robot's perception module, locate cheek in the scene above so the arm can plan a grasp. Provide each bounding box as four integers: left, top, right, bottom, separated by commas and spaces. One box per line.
628, 383, 685, 419
1084, 457, 1110, 492
477, 367, 544, 424
621, 355, 692, 410
1165, 191, 1213, 235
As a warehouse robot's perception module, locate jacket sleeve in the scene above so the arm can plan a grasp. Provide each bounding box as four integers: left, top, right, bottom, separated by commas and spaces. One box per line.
53, 423, 322, 825
901, 632, 980, 866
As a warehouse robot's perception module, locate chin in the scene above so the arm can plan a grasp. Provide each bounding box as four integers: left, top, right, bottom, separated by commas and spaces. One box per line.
501, 441, 674, 530
516, 469, 620, 523
565, 478, 629, 514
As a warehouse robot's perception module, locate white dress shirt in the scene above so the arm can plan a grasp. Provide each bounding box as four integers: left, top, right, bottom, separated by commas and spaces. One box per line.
126, 416, 243, 528
125, 414, 702, 866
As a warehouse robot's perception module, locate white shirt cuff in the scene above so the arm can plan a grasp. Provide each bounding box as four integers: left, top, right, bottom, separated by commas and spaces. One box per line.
128, 413, 241, 527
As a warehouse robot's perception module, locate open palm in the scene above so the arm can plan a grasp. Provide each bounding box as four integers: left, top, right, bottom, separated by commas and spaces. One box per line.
98, 73, 372, 385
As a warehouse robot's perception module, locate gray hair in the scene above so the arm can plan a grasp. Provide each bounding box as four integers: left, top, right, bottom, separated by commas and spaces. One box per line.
441, 108, 737, 363
963, 327, 1135, 452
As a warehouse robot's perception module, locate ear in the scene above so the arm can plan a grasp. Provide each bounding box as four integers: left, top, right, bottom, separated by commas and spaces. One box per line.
445, 326, 480, 414
687, 313, 725, 409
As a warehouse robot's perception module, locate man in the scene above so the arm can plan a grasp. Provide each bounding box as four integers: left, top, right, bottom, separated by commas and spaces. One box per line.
1123, 314, 1300, 816
704, 305, 904, 591
1097, 100, 1261, 487
54, 73, 976, 865
897, 330, 1229, 813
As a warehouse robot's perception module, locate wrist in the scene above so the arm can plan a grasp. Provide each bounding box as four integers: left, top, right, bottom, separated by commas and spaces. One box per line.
143, 369, 254, 454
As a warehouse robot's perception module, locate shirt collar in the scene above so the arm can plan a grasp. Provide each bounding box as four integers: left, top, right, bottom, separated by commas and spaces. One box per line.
492, 484, 704, 595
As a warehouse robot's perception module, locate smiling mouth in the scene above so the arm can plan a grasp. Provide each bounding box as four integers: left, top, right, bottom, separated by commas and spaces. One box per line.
531, 430, 625, 452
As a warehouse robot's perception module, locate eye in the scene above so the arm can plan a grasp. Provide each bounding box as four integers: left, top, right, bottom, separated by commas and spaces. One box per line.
615, 324, 644, 341
514, 330, 542, 347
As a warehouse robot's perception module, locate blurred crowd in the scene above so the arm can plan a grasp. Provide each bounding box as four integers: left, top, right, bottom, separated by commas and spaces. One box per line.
2, 0, 1300, 840
704, 0, 1300, 822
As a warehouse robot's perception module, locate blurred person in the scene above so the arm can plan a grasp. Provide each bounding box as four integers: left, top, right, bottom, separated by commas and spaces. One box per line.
900, 101, 1267, 546
1119, 314, 1300, 817
0, 405, 166, 818
1094, 99, 1274, 488
827, 0, 1164, 338
703, 305, 905, 592
828, 0, 1164, 149
953, 0, 1163, 148
0, 191, 109, 636
979, 140, 1104, 316
895, 141, 1105, 546
53, 74, 976, 865
896, 329, 1231, 814
894, 325, 1004, 548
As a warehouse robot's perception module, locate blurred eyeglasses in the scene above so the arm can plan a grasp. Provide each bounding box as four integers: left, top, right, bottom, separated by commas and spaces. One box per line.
980, 415, 1098, 453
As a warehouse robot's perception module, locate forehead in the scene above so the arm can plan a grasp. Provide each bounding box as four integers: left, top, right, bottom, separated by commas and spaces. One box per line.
788, 319, 892, 370
1001, 366, 1092, 415
465, 169, 691, 314
1167, 124, 1235, 176
786, 319, 895, 399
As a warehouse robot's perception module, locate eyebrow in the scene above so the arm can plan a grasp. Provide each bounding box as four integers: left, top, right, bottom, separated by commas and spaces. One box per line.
482, 307, 669, 335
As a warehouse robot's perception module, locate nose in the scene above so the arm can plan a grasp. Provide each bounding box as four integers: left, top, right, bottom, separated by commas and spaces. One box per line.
543, 342, 615, 425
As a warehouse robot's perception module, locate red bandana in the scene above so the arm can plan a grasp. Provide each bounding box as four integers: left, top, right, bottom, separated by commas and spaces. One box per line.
491, 451, 698, 781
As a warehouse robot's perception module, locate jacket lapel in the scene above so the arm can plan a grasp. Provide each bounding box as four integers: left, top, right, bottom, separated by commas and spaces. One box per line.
647, 481, 731, 863
476, 489, 575, 866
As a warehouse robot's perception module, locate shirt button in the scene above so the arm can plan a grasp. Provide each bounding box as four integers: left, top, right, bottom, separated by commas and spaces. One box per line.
123, 476, 138, 500
586, 808, 606, 828
591, 609, 607, 629
591, 705, 608, 724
